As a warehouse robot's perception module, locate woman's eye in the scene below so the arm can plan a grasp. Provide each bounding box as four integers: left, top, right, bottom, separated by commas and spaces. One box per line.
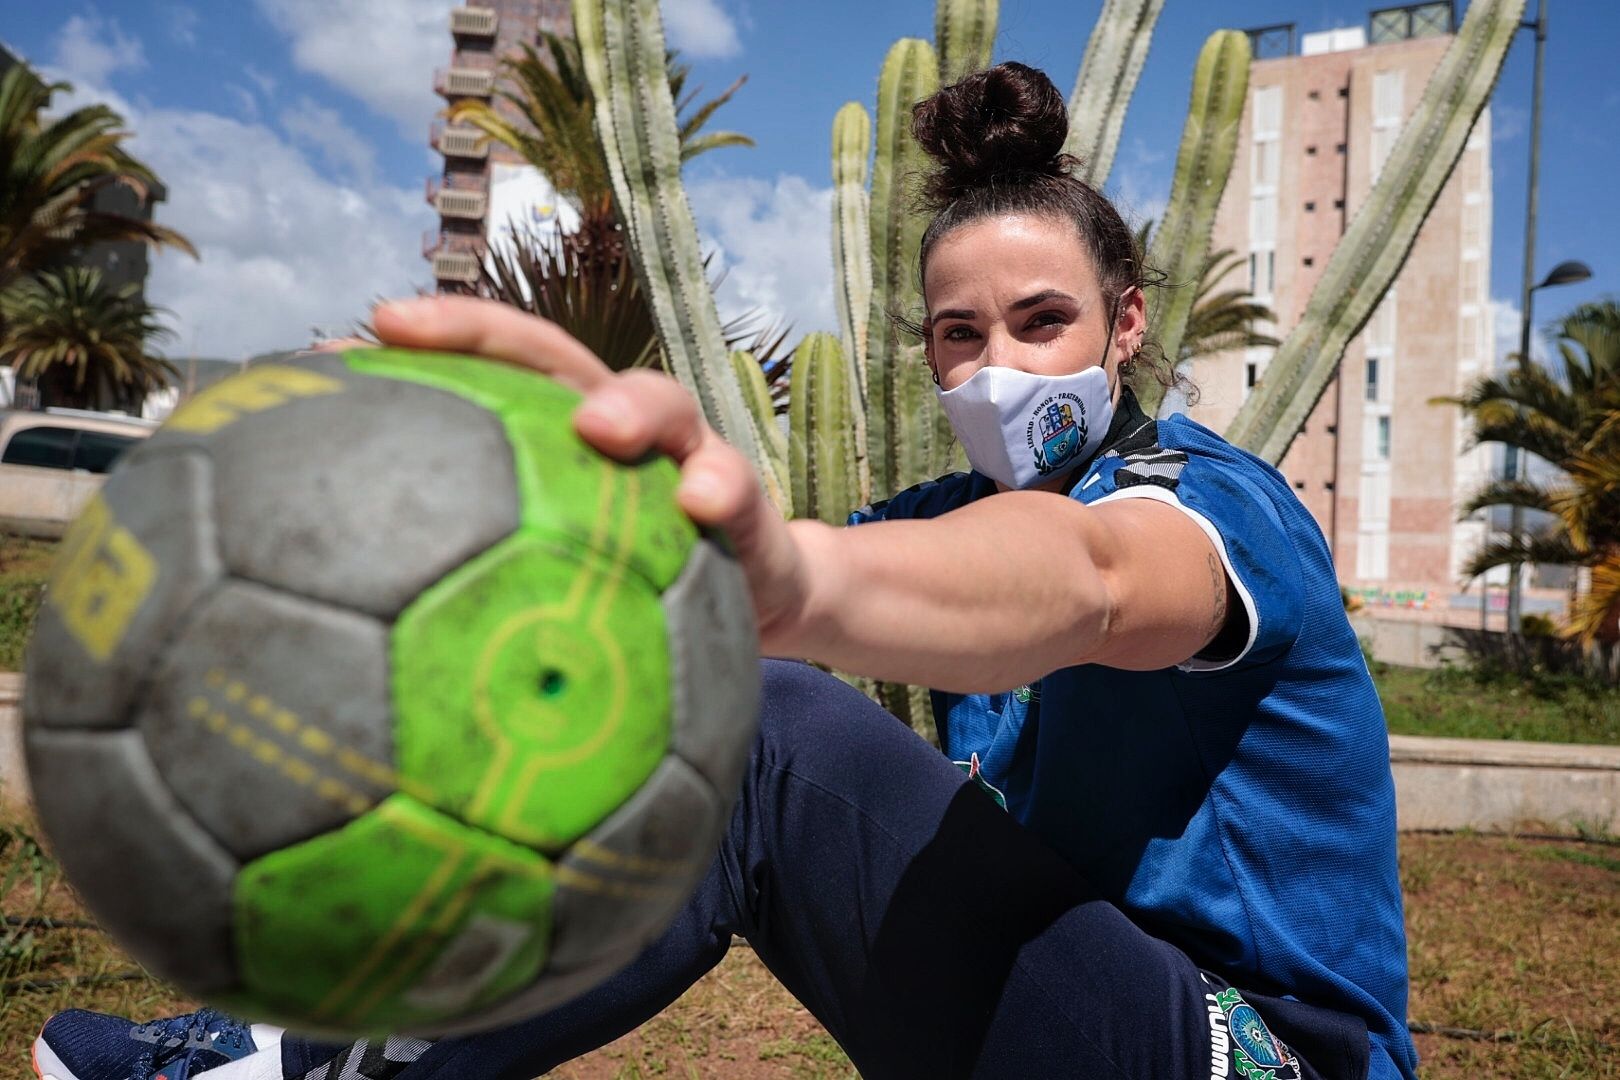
1028, 312, 1067, 330
942, 325, 977, 342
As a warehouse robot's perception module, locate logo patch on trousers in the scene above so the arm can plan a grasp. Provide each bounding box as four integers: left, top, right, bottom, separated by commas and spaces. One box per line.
1205, 987, 1300, 1080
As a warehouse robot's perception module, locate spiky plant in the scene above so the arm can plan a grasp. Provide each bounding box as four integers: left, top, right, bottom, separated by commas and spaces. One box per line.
447, 32, 752, 239
0, 266, 176, 410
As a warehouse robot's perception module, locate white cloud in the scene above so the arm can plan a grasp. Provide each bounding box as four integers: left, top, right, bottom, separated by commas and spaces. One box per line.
687, 174, 836, 338
254, 0, 447, 136
1492, 104, 1527, 142
1490, 296, 1553, 371
662, 0, 743, 59
135, 107, 432, 357
244, 64, 278, 100
166, 5, 200, 47
280, 97, 377, 182
51, 13, 147, 87
43, 67, 432, 359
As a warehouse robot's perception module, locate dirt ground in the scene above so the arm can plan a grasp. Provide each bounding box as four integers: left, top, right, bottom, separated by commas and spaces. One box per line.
0, 831, 1614, 1079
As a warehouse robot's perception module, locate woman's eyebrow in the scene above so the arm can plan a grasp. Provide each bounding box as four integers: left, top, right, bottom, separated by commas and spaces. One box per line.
932, 306, 976, 322
1010, 288, 1079, 311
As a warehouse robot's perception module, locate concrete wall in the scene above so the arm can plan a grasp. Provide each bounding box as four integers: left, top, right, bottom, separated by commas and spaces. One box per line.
4, 675, 1616, 838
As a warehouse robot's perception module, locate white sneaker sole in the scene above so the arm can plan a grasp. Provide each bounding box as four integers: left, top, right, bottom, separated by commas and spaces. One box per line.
31, 1033, 82, 1080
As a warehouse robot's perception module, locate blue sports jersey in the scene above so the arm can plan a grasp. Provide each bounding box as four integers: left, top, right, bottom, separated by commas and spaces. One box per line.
849, 393, 1417, 1080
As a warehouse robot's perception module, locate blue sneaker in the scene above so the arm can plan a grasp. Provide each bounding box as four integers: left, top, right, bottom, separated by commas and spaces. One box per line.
32, 1007, 260, 1080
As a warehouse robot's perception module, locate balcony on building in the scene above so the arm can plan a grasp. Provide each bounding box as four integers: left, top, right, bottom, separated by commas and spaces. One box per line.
425, 177, 489, 220
432, 249, 483, 284
435, 66, 495, 99
431, 121, 490, 160
450, 6, 499, 36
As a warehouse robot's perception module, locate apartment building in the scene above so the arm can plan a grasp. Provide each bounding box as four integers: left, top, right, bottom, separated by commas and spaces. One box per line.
1188, 2, 1495, 612
425, 1, 573, 289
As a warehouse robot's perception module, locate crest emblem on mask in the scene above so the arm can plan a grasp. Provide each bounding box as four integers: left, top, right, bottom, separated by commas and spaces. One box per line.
1029, 393, 1087, 474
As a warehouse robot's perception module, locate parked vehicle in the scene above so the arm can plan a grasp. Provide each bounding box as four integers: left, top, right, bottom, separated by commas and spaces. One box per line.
0, 409, 155, 538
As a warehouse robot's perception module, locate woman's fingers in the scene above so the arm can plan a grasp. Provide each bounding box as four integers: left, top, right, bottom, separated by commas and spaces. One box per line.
574, 370, 757, 529
372, 295, 612, 392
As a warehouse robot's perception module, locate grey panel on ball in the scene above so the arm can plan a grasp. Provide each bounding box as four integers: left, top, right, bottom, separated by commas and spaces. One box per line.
546, 754, 722, 974
207, 353, 519, 620
663, 538, 760, 802
24, 450, 222, 730
423, 939, 643, 1037
137, 579, 395, 862
24, 727, 239, 994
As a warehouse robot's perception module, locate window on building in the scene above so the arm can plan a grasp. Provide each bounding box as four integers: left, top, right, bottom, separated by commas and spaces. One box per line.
1306, 144, 1318, 156
1365, 357, 1379, 401
1303, 256, 1315, 267
1308, 89, 1321, 101
1337, 85, 1350, 98
1377, 416, 1391, 459
1305, 200, 1316, 211
1336, 142, 1347, 154
1334, 198, 1345, 210
1246, 362, 1259, 388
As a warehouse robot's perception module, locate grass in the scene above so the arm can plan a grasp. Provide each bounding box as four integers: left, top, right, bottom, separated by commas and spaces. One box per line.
0, 537, 51, 674
1376, 662, 1620, 745
0, 818, 1613, 1079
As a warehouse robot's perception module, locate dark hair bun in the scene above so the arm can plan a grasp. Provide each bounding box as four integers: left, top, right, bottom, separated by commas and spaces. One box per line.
912, 61, 1074, 208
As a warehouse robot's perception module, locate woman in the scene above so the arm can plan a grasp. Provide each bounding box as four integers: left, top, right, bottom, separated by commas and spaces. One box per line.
36, 63, 1414, 1080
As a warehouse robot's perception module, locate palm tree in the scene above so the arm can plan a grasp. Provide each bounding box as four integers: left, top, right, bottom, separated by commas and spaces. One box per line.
1133, 221, 1278, 363
0, 63, 195, 299
0, 266, 177, 411
447, 32, 752, 250
1444, 300, 1620, 644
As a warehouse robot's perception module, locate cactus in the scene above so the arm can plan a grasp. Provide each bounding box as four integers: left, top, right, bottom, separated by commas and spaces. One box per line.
1136, 29, 1251, 416
1063, 0, 1164, 188
788, 333, 861, 525
1224, 0, 1528, 463
570, 0, 783, 506
831, 102, 874, 401
730, 348, 788, 497
935, 0, 998, 85
864, 37, 947, 501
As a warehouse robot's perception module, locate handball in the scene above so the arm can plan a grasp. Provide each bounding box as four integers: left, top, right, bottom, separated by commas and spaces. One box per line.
21, 350, 759, 1036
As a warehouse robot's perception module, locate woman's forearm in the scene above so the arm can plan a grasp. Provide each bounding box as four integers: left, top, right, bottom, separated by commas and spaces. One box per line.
773, 492, 1113, 693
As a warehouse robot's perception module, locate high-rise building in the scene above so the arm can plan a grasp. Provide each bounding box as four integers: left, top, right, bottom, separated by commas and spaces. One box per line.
1188, 1, 1495, 615
425, 1, 573, 290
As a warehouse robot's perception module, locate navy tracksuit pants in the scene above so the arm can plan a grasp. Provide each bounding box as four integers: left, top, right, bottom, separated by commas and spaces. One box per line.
283, 660, 1370, 1079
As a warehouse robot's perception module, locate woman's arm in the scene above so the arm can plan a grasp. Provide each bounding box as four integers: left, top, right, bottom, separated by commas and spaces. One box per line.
776, 493, 1235, 693
370, 298, 1237, 693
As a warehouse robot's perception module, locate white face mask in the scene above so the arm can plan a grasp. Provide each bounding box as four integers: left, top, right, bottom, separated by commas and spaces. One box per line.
934, 363, 1115, 490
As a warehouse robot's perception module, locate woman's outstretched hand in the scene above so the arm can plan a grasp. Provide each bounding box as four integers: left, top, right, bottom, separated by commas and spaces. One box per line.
370, 296, 816, 653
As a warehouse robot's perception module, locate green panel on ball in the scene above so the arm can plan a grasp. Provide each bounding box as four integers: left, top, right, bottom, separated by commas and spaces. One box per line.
233, 793, 554, 1034
392, 533, 673, 852
344, 348, 697, 591
343, 348, 580, 417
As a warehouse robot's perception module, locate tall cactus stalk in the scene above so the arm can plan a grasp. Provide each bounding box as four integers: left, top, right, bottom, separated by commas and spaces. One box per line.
1063, 0, 1164, 188
571, 0, 782, 506
1138, 29, 1250, 417
1225, 0, 1528, 463
935, 0, 998, 85
830, 101, 875, 503
864, 37, 942, 500
730, 349, 787, 497
788, 333, 860, 525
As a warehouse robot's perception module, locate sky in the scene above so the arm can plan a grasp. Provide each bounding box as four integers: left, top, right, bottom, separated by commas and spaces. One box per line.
2, 0, 1615, 364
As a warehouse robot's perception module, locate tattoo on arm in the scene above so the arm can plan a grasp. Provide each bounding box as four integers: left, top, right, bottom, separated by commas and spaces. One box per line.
1207, 552, 1227, 637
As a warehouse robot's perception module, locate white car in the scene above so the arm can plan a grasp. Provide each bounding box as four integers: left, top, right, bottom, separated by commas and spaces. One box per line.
0, 409, 156, 539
